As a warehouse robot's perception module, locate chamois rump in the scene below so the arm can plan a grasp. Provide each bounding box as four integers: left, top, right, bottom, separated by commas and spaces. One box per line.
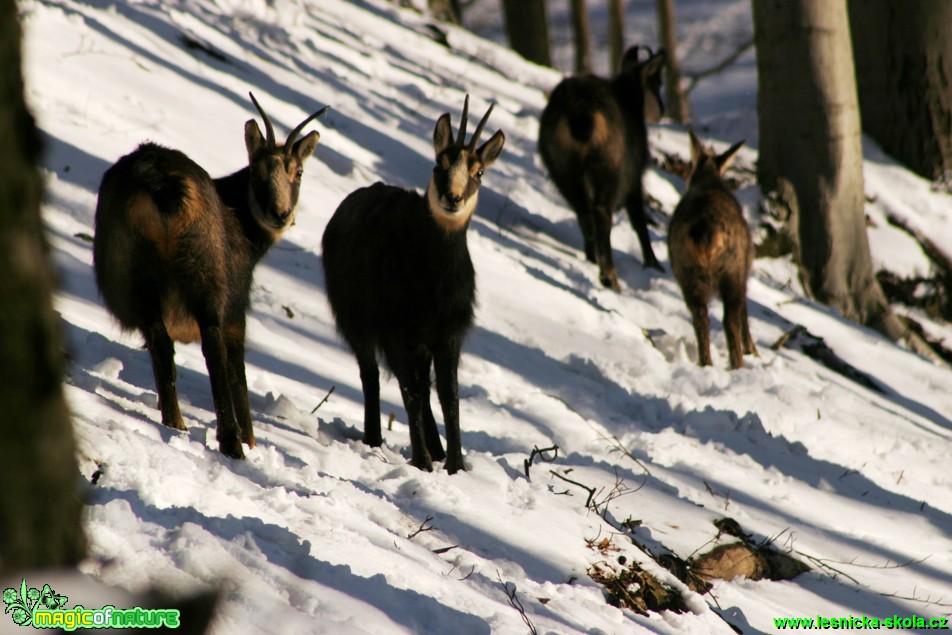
668, 131, 758, 369
539, 45, 667, 290
94, 93, 328, 458
322, 96, 505, 474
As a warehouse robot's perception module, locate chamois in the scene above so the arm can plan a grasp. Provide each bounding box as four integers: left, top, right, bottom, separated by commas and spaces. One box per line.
322, 96, 505, 474
539, 45, 667, 290
94, 92, 328, 458
668, 131, 758, 369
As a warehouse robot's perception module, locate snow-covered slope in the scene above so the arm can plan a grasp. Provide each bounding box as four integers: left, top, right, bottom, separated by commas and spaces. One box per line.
14, 0, 952, 633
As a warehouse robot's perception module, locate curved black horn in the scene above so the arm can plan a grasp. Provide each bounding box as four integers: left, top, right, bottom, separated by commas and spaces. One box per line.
285, 105, 331, 155
249, 92, 276, 148
456, 94, 470, 148
468, 102, 495, 151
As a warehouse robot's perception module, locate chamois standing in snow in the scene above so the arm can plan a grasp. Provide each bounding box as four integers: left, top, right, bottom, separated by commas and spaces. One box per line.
94, 93, 328, 458
322, 96, 505, 474
539, 45, 667, 290
668, 131, 758, 369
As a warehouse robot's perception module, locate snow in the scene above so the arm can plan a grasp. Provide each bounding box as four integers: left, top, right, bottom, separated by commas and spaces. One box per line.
11, 0, 952, 633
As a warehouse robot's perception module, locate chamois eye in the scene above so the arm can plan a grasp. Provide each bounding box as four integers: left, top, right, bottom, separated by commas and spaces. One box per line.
476, 170, 484, 179
296, 168, 304, 180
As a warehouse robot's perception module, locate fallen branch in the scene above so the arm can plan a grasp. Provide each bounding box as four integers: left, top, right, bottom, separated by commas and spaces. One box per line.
549, 470, 597, 508
498, 576, 538, 635
407, 515, 436, 540
523, 444, 559, 480
310, 386, 336, 414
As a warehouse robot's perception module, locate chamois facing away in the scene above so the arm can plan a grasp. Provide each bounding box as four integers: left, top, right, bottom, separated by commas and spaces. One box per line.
322, 96, 505, 474
668, 131, 758, 370
539, 45, 666, 291
94, 92, 329, 459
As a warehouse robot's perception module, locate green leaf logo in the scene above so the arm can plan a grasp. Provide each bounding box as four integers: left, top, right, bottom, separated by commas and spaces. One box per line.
2, 579, 66, 627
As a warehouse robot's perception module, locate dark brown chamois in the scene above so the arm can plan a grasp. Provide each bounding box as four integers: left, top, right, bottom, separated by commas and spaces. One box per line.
668, 130, 758, 369
93, 92, 328, 458
539, 45, 667, 290
322, 96, 505, 474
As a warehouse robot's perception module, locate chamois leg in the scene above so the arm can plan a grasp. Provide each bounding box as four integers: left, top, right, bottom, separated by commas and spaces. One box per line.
390, 346, 434, 471
421, 400, 447, 462
144, 321, 185, 431
689, 303, 713, 367
625, 186, 662, 271
578, 212, 597, 264
433, 339, 463, 474
722, 276, 749, 370
355, 346, 382, 447
225, 324, 255, 448
680, 275, 713, 367
199, 321, 243, 459
592, 203, 620, 291
556, 177, 597, 263
413, 351, 446, 463
741, 302, 759, 358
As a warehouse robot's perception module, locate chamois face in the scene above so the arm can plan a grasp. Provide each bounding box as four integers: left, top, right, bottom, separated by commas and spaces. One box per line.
427, 96, 505, 233
244, 94, 328, 239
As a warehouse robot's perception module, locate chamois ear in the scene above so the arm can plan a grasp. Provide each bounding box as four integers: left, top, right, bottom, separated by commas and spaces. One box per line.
245, 120, 267, 158
641, 48, 667, 80
433, 113, 454, 156
477, 130, 505, 171
688, 129, 704, 166
292, 130, 321, 161
717, 140, 745, 175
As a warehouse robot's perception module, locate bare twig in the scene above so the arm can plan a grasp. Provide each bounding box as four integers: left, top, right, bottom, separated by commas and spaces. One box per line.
498, 575, 538, 635
550, 470, 597, 508
310, 386, 336, 413
524, 444, 559, 480
407, 515, 436, 540
879, 588, 952, 608
684, 38, 755, 96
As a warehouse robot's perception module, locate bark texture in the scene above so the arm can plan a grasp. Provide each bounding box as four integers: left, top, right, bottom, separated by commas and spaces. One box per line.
501, 0, 552, 67
608, 0, 624, 74
569, 0, 592, 74
753, 0, 904, 340
849, 0, 952, 182
655, 0, 689, 122
0, 0, 85, 571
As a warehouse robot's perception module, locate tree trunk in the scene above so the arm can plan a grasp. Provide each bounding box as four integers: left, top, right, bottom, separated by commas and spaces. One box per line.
569, 0, 592, 74
753, 0, 904, 341
608, 0, 624, 74
655, 0, 689, 122
501, 0, 551, 67
849, 0, 952, 183
0, 0, 86, 572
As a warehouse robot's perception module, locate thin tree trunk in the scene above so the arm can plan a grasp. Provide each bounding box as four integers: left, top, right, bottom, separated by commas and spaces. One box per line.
0, 0, 85, 572
569, 0, 592, 74
849, 0, 952, 183
655, 0, 689, 122
501, 0, 552, 67
753, 0, 904, 341
608, 0, 625, 74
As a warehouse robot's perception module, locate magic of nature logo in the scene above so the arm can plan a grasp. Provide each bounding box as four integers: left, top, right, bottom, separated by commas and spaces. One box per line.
3, 578, 180, 630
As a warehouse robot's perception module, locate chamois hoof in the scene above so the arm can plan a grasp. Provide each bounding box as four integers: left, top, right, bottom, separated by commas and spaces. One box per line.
162, 417, 187, 431
362, 432, 383, 447
599, 270, 620, 292
444, 455, 465, 475
411, 456, 434, 473
218, 435, 245, 460
646, 259, 664, 273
